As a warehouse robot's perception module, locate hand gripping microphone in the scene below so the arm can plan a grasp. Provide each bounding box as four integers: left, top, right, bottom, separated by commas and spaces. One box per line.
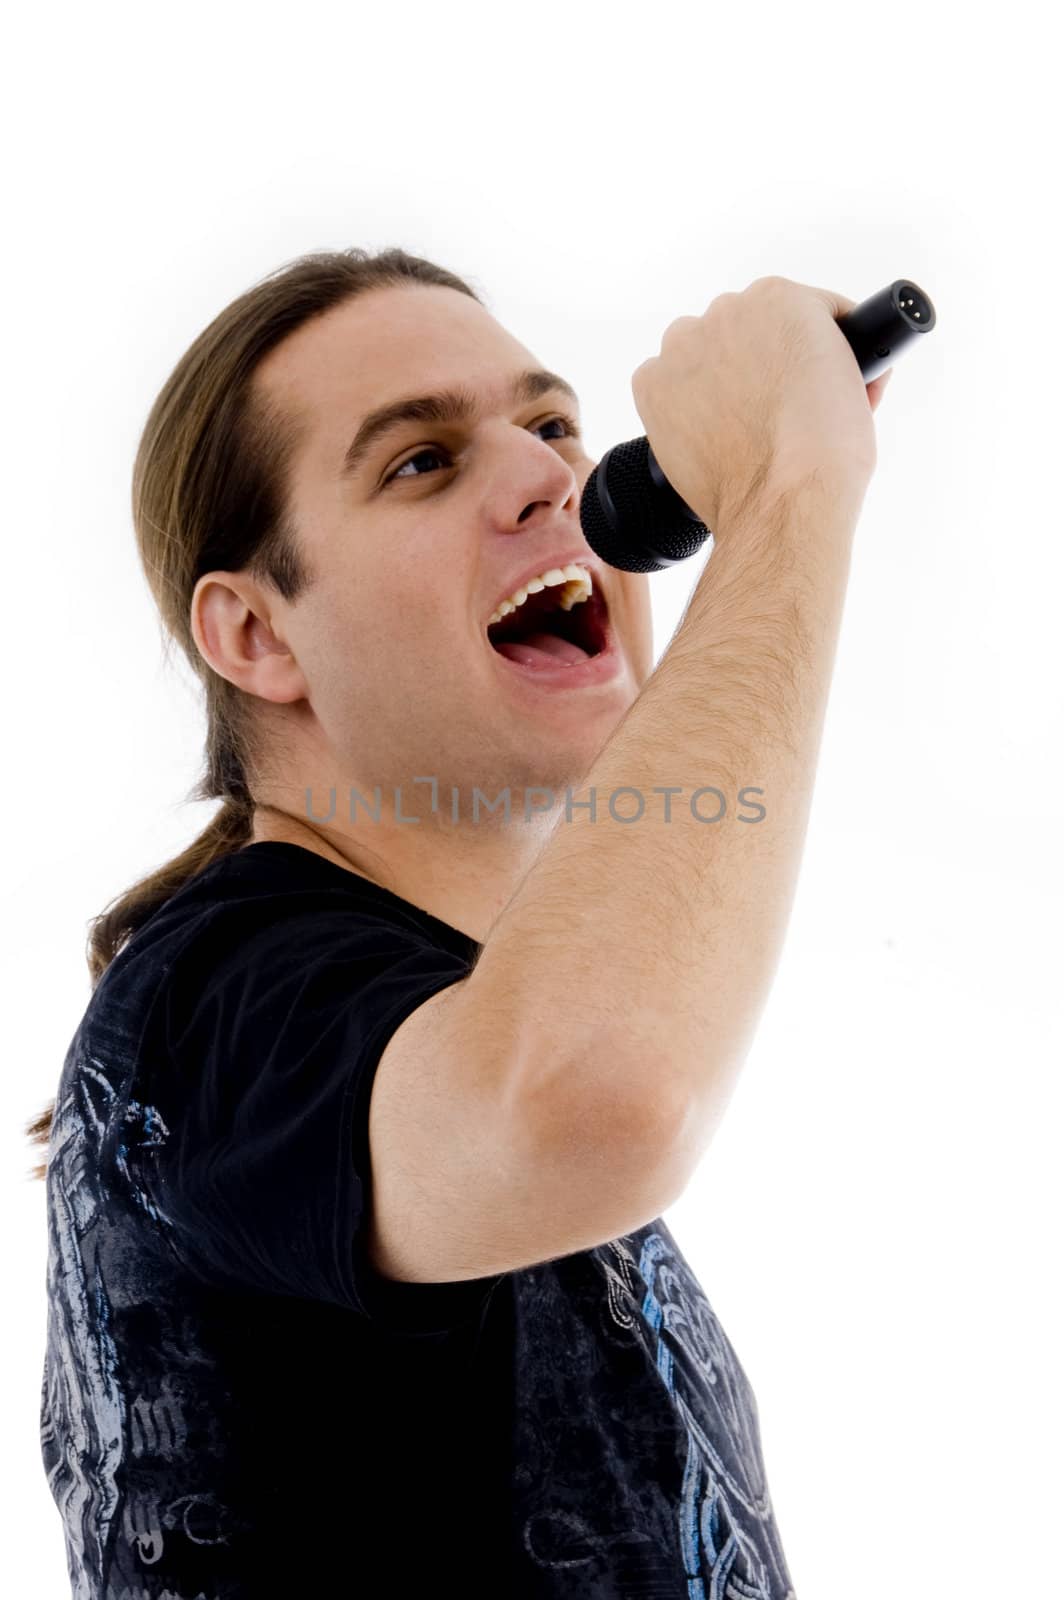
579, 278, 936, 573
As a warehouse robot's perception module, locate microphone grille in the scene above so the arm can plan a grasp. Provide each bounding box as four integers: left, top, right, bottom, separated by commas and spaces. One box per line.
580, 437, 709, 573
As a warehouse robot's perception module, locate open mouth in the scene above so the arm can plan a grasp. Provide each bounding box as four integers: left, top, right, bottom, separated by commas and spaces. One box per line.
486, 583, 610, 666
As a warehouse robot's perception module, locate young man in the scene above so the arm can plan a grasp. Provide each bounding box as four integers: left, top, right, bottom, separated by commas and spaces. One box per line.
41, 260, 888, 1597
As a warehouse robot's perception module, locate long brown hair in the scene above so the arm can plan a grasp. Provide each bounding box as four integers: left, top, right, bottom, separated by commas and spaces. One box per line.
26, 245, 485, 1176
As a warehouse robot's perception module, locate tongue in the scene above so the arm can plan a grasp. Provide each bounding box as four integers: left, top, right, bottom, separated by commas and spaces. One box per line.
495, 630, 591, 668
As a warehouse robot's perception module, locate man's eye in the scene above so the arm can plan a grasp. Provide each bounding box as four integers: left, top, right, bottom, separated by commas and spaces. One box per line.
383, 413, 581, 486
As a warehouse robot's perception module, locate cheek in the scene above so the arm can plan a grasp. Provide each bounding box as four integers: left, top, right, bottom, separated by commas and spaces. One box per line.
289, 593, 386, 708
320, 584, 459, 682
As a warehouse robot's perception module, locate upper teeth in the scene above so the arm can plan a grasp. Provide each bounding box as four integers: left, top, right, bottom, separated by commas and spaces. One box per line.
487, 563, 593, 628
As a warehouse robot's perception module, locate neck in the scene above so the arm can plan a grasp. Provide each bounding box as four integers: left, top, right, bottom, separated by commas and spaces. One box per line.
246, 789, 561, 946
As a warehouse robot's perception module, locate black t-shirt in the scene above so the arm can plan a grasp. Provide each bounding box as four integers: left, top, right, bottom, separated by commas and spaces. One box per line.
41, 840, 796, 1598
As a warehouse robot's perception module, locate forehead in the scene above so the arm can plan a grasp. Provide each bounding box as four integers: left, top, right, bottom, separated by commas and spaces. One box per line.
257, 284, 537, 480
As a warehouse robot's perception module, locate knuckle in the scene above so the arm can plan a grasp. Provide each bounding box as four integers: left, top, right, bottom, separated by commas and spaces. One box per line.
631, 357, 656, 395
662, 313, 700, 341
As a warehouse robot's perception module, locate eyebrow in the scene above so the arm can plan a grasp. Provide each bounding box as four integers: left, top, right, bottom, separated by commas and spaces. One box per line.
339, 367, 580, 482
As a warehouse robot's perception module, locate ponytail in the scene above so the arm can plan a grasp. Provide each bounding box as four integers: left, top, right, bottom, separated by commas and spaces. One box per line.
25, 790, 254, 1178
86, 792, 253, 988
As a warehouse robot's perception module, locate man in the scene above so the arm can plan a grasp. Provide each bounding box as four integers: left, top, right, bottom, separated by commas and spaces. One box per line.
41, 260, 888, 1596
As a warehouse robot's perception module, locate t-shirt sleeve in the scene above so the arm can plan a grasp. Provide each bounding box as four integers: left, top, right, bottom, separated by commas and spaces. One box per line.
129, 904, 506, 1332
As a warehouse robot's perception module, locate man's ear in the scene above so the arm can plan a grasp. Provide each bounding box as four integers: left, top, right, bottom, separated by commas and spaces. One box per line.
190, 571, 307, 704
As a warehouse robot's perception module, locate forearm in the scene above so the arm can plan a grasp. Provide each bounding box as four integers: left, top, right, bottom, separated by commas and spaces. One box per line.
469, 472, 866, 1163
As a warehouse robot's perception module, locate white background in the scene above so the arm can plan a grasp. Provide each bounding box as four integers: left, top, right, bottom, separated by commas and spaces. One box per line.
3, 2, 1060, 1593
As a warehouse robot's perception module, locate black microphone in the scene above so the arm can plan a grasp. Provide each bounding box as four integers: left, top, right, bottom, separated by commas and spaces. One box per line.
579, 278, 936, 573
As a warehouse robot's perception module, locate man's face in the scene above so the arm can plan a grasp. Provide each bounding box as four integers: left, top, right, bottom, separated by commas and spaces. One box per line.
253, 283, 654, 811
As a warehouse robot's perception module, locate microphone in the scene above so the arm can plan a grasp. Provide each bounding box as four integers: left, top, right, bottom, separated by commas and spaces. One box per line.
579, 278, 936, 573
